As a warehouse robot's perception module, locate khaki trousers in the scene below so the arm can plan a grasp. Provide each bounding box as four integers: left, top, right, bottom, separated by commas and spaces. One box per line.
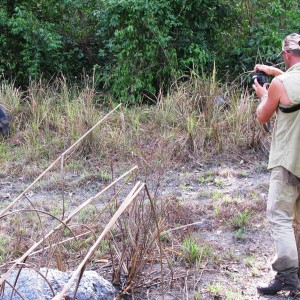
267, 167, 300, 279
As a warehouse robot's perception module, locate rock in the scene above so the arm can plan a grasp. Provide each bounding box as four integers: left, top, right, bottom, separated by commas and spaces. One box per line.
214, 95, 226, 106
1, 268, 44, 300
0, 268, 116, 300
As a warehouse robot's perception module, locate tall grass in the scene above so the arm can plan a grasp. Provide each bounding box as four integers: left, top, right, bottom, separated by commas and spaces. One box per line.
0, 71, 269, 175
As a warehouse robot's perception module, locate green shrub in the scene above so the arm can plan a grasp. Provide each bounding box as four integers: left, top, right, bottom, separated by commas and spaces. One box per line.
94, 0, 239, 103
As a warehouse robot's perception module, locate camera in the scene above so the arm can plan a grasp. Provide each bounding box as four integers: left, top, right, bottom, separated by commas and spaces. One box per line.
252, 71, 268, 86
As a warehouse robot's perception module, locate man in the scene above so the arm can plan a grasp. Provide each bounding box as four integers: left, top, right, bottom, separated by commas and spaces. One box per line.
253, 33, 300, 295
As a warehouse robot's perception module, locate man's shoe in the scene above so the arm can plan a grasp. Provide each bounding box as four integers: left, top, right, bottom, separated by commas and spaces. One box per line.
257, 278, 298, 295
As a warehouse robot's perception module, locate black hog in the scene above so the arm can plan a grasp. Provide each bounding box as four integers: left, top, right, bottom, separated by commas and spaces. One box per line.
0, 106, 12, 138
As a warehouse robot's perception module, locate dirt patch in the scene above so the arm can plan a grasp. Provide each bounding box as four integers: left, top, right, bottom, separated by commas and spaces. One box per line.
0, 158, 296, 300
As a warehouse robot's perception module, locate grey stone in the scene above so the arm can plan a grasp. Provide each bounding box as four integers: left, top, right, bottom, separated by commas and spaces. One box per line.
0, 268, 116, 300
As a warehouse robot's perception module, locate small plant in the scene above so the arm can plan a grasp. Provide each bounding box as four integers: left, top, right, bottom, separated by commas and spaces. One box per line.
99, 240, 109, 254
197, 170, 213, 184
231, 209, 251, 229
0, 142, 9, 164
214, 177, 226, 188
212, 191, 222, 200
234, 194, 244, 203
223, 195, 232, 203
66, 160, 86, 173
255, 162, 268, 173
212, 251, 222, 265
0, 235, 10, 264
226, 289, 243, 300
250, 266, 261, 277
50, 207, 60, 217
244, 255, 260, 277
182, 237, 202, 267
100, 171, 111, 182
159, 231, 172, 243
235, 228, 247, 240
202, 244, 213, 260
225, 270, 240, 281
213, 204, 220, 216
76, 205, 97, 223
244, 255, 256, 267
93, 241, 110, 262
225, 249, 235, 260
238, 170, 249, 178
198, 190, 212, 198
181, 184, 193, 191
250, 191, 259, 201
207, 282, 223, 296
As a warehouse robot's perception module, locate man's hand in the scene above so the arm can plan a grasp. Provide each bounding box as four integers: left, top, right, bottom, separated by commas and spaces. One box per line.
252, 78, 268, 99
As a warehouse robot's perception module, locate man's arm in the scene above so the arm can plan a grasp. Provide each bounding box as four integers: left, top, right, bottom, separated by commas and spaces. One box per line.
253, 78, 281, 124
252, 63, 292, 124
254, 64, 284, 76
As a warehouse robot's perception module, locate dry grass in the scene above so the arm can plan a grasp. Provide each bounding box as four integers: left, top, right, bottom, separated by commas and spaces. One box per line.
0, 71, 270, 176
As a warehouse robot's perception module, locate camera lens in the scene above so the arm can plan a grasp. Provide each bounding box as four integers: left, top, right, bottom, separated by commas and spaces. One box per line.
252, 71, 268, 86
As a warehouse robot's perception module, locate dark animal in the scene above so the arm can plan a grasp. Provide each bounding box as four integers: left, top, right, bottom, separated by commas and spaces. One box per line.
0, 106, 11, 138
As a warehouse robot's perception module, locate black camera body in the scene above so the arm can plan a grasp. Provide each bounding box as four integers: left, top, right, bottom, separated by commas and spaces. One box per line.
252, 71, 268, 86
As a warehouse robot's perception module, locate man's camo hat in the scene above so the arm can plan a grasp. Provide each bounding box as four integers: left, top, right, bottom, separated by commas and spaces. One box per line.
278, 33, 300, 56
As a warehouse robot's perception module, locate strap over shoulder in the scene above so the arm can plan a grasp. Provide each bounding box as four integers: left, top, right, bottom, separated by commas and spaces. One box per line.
279, 103, 300, 113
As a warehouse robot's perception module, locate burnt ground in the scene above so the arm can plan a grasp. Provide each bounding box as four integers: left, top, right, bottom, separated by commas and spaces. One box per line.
1, 157, 300, 300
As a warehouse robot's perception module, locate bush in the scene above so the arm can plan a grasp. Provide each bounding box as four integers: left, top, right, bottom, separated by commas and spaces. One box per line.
0, 0, 100, 86
1, 0, 299, 102
94, 0, 240, 103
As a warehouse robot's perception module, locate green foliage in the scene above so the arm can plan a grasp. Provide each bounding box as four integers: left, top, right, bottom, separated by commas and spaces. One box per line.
0, 0, 100, 85
231, 0, 300, 75
235, 228, 247, 240
0, 235, 11, 264
231, 209, 252, 229
207, 282, 223, 296
95, 0, 239, 102
182, 237, 202, 267
0, 0, 300, 102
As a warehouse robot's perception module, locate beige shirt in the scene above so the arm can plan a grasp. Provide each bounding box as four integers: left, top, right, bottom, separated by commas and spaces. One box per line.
268, 62, 300, 177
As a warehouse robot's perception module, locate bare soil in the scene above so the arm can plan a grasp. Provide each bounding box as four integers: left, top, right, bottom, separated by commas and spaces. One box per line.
1, 156, 299, 300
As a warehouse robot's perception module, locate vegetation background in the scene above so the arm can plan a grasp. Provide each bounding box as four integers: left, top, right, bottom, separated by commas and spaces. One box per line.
1, 0, 299, 103
1, 0, 299, 164
0, 1, 300, 299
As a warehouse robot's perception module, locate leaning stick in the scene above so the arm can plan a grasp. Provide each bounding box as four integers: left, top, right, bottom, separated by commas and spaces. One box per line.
52, 181, 145, 300
0, 103, 122, 218
0, 165, 138, 286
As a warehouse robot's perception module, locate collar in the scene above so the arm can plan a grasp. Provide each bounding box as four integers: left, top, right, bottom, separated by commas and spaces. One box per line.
286, 62, 300, 72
